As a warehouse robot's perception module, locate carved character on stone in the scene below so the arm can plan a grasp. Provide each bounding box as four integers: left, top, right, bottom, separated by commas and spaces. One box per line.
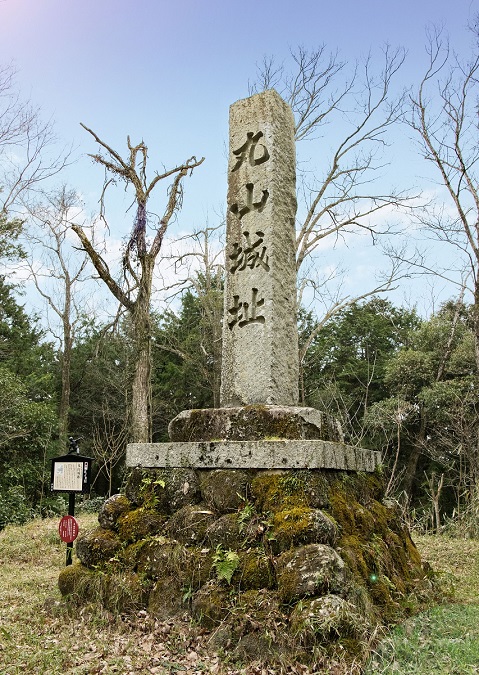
231, 131, 270, 172
229, 230, 270, 274
228, 288, 265, 329
230, 183, 269, 220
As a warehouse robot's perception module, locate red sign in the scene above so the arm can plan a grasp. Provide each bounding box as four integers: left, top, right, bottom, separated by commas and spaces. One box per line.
58, 515, 79, 543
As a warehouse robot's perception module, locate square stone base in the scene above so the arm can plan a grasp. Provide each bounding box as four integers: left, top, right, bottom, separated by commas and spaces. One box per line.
126, 439, 381, 472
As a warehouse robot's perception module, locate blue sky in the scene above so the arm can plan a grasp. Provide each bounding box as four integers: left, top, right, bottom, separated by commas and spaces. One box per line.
1, 0, 478, 319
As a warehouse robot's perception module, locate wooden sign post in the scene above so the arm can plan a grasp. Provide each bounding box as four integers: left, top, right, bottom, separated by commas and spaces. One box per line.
50, 438, 92, 566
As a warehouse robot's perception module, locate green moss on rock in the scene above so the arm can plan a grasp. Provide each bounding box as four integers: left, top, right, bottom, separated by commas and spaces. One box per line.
166, 504, 215, 545
117, 507, 166, 543
58, 562, 98, 597
276, 544, 349, 604
148, 576, 184, 619
200, 469, 251, 513
98, 494, 132, 530
104, 572, 150, 614
289, 594, 367, 645
191, 580, 231, 629
205, 512, 243, 549
271, 507, 338, 552
76, 527, 122, 569
125, 468, 201, 513
233, 550, 275, 590
251, 471, 309, 513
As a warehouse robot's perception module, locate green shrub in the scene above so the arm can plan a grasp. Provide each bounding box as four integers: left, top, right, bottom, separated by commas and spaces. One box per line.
0, 485, 32, 529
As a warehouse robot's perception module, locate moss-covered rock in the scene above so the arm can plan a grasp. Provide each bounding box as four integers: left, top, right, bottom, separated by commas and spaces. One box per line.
148, 576, 184, 619
165, 468, 202, 512
289, 595, 367, 645
124, 467, 165, 508
168, 405, 343, 442
191, 580, 231, 629
233, 550, 275, 590
166, 504, 215, 545
76, 527, 122, 569
103, 572, 150, 614
271, 507, 338, 552
276, 544, 349, 604
200, 469, 251, 513
251, 471, 309, 513
62, 465, 436, 671
301, 471, 332, 509
58, 562, 98, 597
117, 507, 166, 543
98, 494, 132, 530
205, 512, 243, 549
136, 538, 187, 579
124, 467, 201, 513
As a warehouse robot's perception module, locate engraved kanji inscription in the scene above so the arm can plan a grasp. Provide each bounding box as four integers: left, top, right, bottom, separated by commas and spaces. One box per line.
229, 230, 270, 274
230, 183, 269, 220
228, 288, 265, 329
231, 131, 270, 172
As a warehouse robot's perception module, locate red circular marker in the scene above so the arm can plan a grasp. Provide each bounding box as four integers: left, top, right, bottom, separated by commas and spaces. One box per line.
58, 515, 79, 543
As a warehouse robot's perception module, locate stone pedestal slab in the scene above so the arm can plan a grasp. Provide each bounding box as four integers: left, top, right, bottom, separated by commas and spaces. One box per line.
168, 405, 343, 442
126, 440, 381, 472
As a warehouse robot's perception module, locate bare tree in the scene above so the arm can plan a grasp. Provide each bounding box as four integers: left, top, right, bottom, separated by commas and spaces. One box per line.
0, 64, 68, 215
408, 27, 479, 371
250, 46, 413, 271
72, 125, 204, 442
22, 186, 96, 443
91, 403, 129, 497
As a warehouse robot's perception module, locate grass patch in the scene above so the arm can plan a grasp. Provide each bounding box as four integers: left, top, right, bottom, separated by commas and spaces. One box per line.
0, 515, 222, 674
365, 534, 479, 674
366, 604, 479, 674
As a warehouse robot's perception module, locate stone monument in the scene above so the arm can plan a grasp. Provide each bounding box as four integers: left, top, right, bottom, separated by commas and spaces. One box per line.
63, 91, 432, 671
222, 88, 298, 407
127, 88, 380, 472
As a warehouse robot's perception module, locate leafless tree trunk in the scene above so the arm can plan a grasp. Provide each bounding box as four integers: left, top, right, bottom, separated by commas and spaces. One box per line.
72, 126, 203, 442
409, 28, 479, 371
23, 186, 93, 444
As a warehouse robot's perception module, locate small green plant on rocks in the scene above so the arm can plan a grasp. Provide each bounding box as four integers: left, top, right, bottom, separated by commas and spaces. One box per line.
212, 544, 240, 584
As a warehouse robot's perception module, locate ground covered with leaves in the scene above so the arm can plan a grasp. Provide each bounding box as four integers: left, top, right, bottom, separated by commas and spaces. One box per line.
1, 517, 478, 674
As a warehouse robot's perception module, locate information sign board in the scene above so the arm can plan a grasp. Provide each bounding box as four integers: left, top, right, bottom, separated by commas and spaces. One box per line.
50, 453, 92, 494
58, 515, 79, 543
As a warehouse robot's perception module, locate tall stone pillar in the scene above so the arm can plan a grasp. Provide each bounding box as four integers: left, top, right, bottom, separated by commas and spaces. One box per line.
220, 89, 299, 407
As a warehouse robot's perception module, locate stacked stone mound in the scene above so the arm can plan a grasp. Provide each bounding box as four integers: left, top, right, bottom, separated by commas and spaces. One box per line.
59, 467, 434, 666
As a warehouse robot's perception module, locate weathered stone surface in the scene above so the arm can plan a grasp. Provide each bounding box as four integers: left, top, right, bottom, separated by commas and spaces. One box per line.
276, 544, 349, 603
234, 551, 275, 590
166, 504, 215, 545
124, 467, 201, 513
205, 512, 242, 549
117, 507, 166, 543
164, 468, 202, 512
98, 493, 132, 530
191, 580, 231, 629
289, 595, 366, 643
168, 405, 343, 442
76, 527, 122, 569
148, 576, 183, 620
126, 439, 381, 472
221, 89, 298, 407
200, 469, 251, 513
271, 508, 338, 552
